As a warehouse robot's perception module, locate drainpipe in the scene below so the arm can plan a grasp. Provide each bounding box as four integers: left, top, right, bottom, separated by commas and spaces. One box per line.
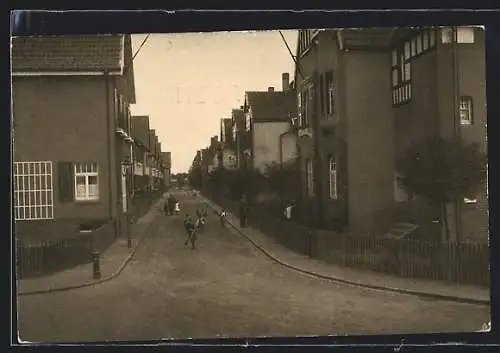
104, 70, 113, 221
279, 130, 287, 200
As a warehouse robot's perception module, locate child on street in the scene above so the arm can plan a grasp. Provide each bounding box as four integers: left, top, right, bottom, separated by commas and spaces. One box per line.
183, 214, 197, 250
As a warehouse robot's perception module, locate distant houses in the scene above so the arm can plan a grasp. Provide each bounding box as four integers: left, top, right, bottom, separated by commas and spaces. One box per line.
12, 34, 172, 249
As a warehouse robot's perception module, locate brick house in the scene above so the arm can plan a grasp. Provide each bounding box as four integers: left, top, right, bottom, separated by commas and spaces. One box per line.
293, 27, 487, 242
242, 76, 297, 174
12, 34, 136, 242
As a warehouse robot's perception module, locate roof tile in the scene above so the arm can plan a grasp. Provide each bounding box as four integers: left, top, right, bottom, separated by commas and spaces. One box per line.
12, 35, 123, 72
246, 91, 297, 122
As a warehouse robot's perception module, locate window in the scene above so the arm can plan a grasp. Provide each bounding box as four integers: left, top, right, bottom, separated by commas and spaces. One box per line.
306, 159, 314, 197
422, 31, 429, 51
391, 45, 412, 105
416, 35, 423, 54
74, 162, 99, 201
429, 29, 436, 47
464, 197, 478, 204
404, 42, 410, 59
14, 161, 54, 220
457, 27, 475, 43
441, 27, 475, 44
460, 96, 473, 125
325, 71, 336, 116
299, 30, 313, 55
299, 82, 313, 128
319, 73, 325, 114
328, 157, 338, 199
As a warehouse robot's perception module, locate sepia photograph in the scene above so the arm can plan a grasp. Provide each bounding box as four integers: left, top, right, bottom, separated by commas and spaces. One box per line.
12, 26, 490, 343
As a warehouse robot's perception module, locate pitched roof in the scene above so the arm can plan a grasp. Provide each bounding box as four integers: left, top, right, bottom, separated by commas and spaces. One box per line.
131, 115, 150, 148
11, 34, 124, 73
245, 91, 297, 122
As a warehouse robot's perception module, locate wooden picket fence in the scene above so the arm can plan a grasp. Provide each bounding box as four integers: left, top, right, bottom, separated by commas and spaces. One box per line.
205, 191, 490, 287
16, 220, 116, 279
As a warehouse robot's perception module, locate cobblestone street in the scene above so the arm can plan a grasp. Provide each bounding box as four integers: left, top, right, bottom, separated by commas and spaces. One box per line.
17, 191, 490, 343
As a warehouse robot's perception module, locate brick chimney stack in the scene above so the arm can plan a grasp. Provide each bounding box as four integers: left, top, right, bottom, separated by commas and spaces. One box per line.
282, 73, 290, 91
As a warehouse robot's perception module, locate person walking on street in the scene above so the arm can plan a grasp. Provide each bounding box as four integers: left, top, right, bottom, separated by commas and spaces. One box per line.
163, 195, 171, 216
183, 214, 197, 250
219, 208, 227, 228
168, 194, 176, 215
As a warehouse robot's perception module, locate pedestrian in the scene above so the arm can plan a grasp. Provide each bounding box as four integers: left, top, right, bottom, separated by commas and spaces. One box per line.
183, 214, 197, 250
163, 199, 170, 216
219, 208, 227, 228
283, 200, 295, 221
168, 194, 176, 215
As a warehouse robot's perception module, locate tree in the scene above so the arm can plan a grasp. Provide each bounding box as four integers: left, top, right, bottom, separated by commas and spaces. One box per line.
264, 159, 302, 203
396, 136, 487, 241
208, 167, 266, 201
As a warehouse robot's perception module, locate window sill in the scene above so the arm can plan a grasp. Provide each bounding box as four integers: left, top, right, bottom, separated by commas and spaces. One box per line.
74, 199, 101, 205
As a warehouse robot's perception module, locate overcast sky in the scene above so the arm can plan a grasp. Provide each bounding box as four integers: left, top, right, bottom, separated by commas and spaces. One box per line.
130, 30, 297, 174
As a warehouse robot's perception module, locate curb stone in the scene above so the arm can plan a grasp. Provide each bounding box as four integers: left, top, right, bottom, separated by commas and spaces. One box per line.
18, 207, 163, 296
203, 198, 490, 307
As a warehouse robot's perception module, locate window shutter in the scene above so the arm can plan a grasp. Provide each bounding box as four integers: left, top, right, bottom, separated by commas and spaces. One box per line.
58, 162, 74, 203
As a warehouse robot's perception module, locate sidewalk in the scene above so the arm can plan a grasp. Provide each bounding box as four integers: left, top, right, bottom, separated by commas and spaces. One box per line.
203, 197, 490, 306
17, 194, 168, 296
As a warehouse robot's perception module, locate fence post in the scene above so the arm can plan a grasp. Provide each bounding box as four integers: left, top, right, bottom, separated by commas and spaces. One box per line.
92, 251, 101, 279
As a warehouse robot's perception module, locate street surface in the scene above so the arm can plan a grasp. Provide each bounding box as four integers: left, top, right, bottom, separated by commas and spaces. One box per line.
17, 189, 490, 342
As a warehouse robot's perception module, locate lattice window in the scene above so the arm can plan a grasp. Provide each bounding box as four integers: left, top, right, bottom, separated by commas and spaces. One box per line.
460, 96, 473, 125
74, 162, 99, 201
14, 161, 54, 220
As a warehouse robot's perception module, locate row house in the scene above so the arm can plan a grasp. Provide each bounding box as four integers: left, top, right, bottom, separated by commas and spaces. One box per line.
161, 152, 172, 189
219, 118, 237, 170
12, 34, 136, 242
231, 108, 248, 169
293, 27, 487, 242
242, 74, 297, 174
147, 129, 163, 191
131, 115, 151, 193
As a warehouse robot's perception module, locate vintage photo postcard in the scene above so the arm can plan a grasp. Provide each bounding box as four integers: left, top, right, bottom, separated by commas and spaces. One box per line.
11, 27, 490, 343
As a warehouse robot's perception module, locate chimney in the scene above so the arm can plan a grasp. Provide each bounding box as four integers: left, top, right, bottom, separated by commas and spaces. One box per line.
282, 73, 290, 91
268, 87, 275, 93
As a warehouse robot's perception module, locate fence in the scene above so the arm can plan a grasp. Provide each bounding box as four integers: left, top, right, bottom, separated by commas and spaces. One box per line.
205, 190, 490, 287
16, 220, 116, 279
131, 190, 163, 221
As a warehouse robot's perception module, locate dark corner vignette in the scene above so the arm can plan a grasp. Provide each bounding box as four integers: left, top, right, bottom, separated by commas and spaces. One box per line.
9, 8, 499, 348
